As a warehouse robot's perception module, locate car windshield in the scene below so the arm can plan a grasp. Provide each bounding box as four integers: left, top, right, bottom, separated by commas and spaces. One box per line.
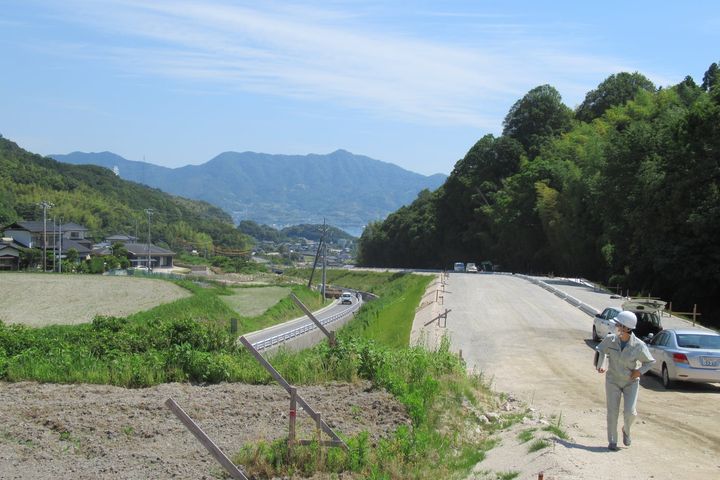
637, 312, 660, 327
676, 334, 720, 349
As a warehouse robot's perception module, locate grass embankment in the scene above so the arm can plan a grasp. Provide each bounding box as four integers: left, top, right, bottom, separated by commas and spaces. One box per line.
326, 270, 431, 347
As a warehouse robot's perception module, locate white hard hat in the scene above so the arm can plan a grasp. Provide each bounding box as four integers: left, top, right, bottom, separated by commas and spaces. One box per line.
614, 311, 637, 330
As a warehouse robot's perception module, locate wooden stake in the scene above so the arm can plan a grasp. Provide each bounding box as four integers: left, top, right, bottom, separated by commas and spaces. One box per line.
289, 387, 297, 456
290, 293, 337, 346
165, 398, 249, 480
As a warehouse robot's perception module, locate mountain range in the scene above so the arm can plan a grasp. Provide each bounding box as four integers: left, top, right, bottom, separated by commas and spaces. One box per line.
52, 150, 446, 236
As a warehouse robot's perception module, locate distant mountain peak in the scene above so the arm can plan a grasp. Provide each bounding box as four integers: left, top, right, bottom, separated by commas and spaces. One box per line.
52, 149, 447, 234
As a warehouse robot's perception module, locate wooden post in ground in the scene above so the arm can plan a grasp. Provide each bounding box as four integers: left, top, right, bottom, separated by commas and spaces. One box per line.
693, 304, 697, 326
316, 412, 324, 464
289, 387, 297, 456
239, 336, 348, 451
165, 398, 249, 480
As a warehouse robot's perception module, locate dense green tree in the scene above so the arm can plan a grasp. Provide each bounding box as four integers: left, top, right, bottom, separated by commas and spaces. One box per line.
701, 62, 719, 91
576, 72, 656, 122
674, 76, 704, 106
502, 85, 573, 158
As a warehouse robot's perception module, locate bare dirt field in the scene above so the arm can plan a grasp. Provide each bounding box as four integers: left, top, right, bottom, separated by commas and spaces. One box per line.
0, 381, 406, 479
0, 273, 191, 326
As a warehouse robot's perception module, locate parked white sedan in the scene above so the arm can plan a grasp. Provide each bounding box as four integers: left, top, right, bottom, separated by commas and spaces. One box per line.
646, 328, 720, 389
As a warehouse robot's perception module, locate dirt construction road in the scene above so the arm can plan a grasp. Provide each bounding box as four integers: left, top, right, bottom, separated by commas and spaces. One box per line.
441, 273, 720, 479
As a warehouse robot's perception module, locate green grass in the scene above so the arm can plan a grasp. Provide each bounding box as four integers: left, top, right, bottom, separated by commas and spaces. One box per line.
542, 424, 569, 441
527, 438, 550, 453
338, 271, 433, 347
542, 413, 570, 440
496, 471, 520, 480
517, 428, 535, 443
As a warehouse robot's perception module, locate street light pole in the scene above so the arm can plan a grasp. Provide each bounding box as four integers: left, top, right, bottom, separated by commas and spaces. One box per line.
145, 208, 154, 270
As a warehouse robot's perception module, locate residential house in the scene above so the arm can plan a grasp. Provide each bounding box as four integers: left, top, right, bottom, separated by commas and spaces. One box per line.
0, 237, 24, 270
121, 242, 175, 270
2, 221, 92, 265
105, 234, 139, 245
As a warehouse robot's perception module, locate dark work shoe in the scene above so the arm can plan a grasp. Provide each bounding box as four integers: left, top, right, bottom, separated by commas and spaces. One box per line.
622, 428, 631, 446
608, 442, 619, 451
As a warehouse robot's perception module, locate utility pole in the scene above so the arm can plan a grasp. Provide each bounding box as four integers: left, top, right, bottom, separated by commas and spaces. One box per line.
58, 219, 63, 273
38, 201, 53, 272
52, 217, 56, 273
321, 219, 327, 299
145, 208, 154, 270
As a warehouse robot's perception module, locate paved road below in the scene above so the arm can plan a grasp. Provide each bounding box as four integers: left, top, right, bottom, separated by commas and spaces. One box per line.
440, 273, 719, 479
244, 296, 361, 351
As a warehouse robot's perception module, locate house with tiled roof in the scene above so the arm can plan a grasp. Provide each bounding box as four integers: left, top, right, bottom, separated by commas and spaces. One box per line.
121, 242, 175, 270
0, 237, 24, 270
2, 221, 93, 265
3, 221, 90, 248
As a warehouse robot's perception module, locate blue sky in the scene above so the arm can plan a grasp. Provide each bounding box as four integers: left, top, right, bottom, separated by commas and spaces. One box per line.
1, 1, 718, 176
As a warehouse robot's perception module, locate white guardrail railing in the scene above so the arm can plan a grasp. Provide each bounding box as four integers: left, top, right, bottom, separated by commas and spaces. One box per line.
251, 300, 363, 351
516, 274, 600, 317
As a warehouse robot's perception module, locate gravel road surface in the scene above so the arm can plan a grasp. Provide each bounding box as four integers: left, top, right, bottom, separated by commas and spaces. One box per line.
441, 273, 720, 479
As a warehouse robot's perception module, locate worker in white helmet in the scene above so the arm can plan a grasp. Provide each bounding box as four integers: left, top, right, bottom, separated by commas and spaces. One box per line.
595, 310, 655, 451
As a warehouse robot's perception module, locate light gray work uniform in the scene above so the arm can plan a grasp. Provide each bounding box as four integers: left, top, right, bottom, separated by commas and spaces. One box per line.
596, 333, 655, 445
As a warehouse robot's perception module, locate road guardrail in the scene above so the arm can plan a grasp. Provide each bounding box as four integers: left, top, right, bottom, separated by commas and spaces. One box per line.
251, 300, 362, 351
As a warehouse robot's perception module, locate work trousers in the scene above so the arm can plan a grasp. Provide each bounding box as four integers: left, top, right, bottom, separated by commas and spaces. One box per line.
605, 379, 639, 444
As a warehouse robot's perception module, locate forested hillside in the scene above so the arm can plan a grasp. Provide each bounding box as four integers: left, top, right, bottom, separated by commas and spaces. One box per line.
0, 137, 251, 253
237, 220, 356, 243
358, 65, 720, 326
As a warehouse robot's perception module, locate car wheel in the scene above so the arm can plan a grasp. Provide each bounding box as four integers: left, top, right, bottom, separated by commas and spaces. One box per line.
592, 326, 600, 342
662, 364, 674, 389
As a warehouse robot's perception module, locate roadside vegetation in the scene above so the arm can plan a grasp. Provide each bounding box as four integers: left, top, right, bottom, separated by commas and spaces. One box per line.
0, 279, 323, 386
0, 270, 530, 478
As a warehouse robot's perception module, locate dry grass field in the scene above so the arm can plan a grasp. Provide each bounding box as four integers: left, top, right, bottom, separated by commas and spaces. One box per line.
0, 273, 191, 327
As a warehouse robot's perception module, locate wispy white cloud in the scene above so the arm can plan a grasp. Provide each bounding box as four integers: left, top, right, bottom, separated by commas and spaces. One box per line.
31, 0, 632, 128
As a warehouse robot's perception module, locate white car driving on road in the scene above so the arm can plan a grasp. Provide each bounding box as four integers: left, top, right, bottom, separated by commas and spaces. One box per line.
340, 291, 353, 305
